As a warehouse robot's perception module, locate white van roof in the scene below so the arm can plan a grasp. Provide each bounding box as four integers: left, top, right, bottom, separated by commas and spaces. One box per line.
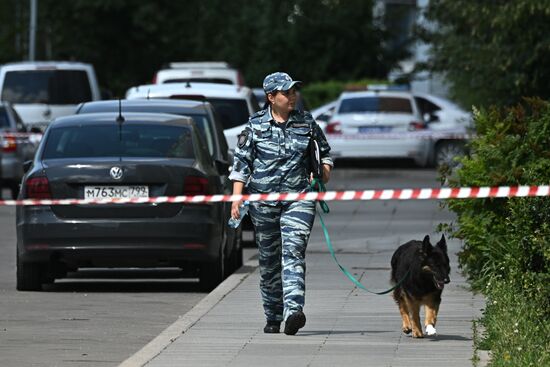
168, 61, 231, 69
1, 61, 95, 71
126, 82, 252, 100
153, 62, 245, 85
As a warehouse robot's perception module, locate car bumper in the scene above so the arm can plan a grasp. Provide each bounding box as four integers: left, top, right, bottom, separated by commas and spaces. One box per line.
16, 205, 223, 266
327, 136, 430, 165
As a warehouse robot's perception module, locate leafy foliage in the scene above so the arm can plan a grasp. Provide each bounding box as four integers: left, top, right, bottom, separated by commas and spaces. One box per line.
445, 99, 550, 365
0, 0, 407, 95
420, 1, 550, 108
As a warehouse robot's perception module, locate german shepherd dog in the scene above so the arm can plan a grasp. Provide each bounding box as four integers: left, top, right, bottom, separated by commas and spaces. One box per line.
391, 235, 450, 338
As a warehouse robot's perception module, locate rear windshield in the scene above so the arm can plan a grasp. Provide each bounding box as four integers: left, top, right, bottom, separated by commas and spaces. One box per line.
42, 124, 195, 159
1, 70, 92, 104
338, 97, 412, 114
207, 98, 250, 129
79, 105, 216, 157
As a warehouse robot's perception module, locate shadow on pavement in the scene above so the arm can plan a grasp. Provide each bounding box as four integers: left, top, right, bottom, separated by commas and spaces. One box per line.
41, 268, 204, 293
298, 330, 391, 336
425, 334, 472, 342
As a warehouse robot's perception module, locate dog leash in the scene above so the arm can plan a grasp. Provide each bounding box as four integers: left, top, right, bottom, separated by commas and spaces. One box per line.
311, 179, 410, 295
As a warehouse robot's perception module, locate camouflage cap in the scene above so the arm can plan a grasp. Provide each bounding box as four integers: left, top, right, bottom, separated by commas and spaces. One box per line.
263, 72, 302, 94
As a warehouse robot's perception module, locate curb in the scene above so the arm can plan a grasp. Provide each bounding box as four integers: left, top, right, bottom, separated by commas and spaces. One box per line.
118, 259, 258, 367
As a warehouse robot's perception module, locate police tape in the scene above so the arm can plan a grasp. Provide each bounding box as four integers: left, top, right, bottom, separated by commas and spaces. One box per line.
0, 185, 548, 206
326, 131, 472, 140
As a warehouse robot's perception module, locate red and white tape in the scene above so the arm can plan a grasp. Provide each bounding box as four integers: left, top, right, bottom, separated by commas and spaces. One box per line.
1, 185, 548, 206
326, 131, 472, 140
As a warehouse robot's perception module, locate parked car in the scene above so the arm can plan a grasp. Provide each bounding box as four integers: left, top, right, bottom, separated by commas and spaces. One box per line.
125, 82, 257, 151
0, 102, 39, 198
16, 112, 241, 291
0, 61, 102, 131
326, 90, 431, 166
76, 99, 231, 173
310, 99, 337, 130
412, 92, 472, 168
152, 61, 246, 86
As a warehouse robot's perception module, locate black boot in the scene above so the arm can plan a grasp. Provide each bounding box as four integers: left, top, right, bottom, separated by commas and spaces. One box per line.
263, 320, 281, 333
284, 311, 306, 335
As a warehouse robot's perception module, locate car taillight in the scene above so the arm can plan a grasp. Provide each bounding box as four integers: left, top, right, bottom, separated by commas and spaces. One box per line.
326, 121, 342, 135
26, 177, 52, 199
408, 121, 426, 131
183, 176, 209, 195
1, 135, 17, 153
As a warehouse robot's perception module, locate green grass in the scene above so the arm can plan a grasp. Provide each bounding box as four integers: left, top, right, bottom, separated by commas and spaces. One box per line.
473, 276, 549, 366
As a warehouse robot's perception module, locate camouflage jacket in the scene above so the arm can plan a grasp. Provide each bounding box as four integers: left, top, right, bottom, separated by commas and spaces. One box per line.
229, 107, 333, 194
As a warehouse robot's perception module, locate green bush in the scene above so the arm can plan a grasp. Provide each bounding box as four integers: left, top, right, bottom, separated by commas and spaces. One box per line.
301, 78, 387, 109
445, 99, 550, 366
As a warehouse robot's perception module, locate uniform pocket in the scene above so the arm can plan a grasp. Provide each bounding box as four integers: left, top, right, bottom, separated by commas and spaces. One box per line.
254, 129, 278, 156
289, 127, 311, 152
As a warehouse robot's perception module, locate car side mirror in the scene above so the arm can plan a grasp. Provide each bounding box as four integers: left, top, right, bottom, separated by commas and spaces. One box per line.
23, 160, 33, 173
424, 112, 440, 123
214, 159, 230, 175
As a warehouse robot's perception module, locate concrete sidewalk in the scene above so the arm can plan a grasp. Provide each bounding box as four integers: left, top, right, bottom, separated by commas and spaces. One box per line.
120, 239, 484, 367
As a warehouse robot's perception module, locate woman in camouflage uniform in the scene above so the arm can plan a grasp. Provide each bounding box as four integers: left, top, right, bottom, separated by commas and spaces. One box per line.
228, 72, 333, 335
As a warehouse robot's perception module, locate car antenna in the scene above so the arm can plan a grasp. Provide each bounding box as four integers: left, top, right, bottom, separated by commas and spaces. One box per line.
147, 88, 150, 100
116, 99, 125, 142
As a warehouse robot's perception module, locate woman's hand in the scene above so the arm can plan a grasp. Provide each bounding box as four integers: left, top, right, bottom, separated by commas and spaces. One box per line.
231, 181, 245, 219
231, 200, 243, 219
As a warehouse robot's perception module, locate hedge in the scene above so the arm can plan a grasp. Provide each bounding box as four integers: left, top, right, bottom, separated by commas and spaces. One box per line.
444, 98, 550, 366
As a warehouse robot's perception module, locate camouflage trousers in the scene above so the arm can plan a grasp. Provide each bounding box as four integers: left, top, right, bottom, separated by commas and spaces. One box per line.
249, 200, 316, 322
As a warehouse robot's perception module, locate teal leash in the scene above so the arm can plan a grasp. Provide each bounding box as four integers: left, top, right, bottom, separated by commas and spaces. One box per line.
311, 179, 410, 295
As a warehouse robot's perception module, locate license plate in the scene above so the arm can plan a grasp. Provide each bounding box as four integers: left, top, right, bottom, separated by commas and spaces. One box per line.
359, 126, 391, 133
84, 186, 149, 199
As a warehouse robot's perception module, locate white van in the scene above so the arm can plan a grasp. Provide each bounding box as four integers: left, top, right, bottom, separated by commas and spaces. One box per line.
152, 62, 246, 86
0, 61, 101, 130
126, 82, 257, 150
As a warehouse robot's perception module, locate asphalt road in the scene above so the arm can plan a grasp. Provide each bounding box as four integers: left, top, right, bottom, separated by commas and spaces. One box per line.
0, 163, 450, 367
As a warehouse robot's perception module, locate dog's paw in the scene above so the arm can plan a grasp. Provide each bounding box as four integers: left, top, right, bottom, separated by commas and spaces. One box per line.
402, 327, 412, 335
425, 324, 437, 336
412, 330, 424, 338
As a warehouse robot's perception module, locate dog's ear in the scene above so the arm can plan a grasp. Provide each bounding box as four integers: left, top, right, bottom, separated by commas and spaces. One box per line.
437, 234, 447, 253
422, 235, 432, 255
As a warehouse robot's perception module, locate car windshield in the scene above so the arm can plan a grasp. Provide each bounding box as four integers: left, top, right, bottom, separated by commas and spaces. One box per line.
206, 98, 250, 129
1, 70, 92, 104
42, 124, 195, 159
338, 97, 412, 114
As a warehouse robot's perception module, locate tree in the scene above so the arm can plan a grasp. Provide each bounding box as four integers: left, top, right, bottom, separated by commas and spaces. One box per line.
420, 0, 550, 108
1, 1, 405, 95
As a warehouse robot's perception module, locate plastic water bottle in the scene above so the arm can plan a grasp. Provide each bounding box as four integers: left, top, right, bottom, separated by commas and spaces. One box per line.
228, 201, 249, 228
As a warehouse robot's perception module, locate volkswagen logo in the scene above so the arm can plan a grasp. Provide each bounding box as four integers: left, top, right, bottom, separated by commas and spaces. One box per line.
110, 166, 123, 180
